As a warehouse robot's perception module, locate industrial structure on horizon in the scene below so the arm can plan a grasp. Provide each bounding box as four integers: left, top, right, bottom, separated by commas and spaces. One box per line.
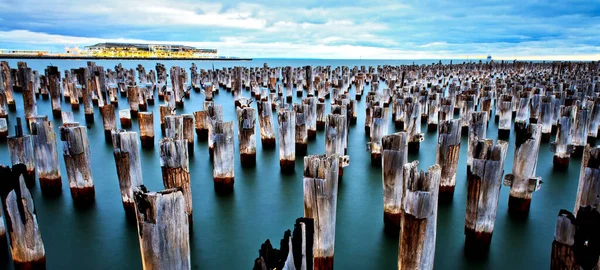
0, 42, 247, 60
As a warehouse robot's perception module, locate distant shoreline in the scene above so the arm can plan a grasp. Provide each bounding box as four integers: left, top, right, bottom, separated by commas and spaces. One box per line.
0, 54, 252, 61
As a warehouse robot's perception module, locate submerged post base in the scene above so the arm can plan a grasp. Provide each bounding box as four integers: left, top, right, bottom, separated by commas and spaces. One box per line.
214, 177, 234, 194
553, 156, 570, 171
508, 196, 531, 219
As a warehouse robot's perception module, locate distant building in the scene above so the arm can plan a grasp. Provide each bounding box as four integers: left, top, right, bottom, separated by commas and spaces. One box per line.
83, 43, 218, 58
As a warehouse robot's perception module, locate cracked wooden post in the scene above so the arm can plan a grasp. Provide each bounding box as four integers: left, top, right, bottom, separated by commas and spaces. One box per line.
504, 123, 542, 218
112, 130, 143, 220
164, 115, 184, 142
100, 104, 116, 142
213, 121, 235, 193
138, 112, 154, 149
514, 95, 530, 143
317, 101, 326, 130
0, 61, 16, 111
467, 112, 488, 176
7, 118, 36, 188
574, 145, 600, 214
460, 94, 475, 135
550, 207, 600, 270
303, 97, 317, 140
205, 103, 223, 159
398, 161, 441, 270
498, 95, 513, 139
60, 122, 95, 206
279, 107, 296, 173
551, 105, 575, 171
237, 106, 256, 167
540, 95, 555, 142
119, 109, 131, 129
436, 119, 461, 202
427, 93, 440, 132
326, 113, 349, 178
31, 120, 62, 196
21, 68, 38, 126
80, 69, 95, 123
294, 103, 309, 156
1, 164, 46, 269
588, 98, 600, 145
572, 101, 593, 158
393, 95, 405, 130
465, 139, 508, 258
47, 66, 62, 117
127, 85, 140, 116
0, 118, 7, 140
405, 97, 423, 153
303, 154, 339, 270
159, 137, 193, 227
529, 94, 541, 124
369, 106, 387, 166
133, 186, 190, 270
381, 132, 408, 232
193, 110, 208, 141
439, 97, 454, 124
182, 114, 194, 156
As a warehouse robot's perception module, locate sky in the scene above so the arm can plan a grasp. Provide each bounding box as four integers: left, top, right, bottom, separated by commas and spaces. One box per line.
0, 0, 599, 60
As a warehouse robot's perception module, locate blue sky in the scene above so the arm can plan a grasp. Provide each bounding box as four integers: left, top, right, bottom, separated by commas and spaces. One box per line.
0, 0, 599, 59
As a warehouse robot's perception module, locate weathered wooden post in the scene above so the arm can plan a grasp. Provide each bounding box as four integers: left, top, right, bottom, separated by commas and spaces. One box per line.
182, 114, 194, 156
325, 113, 349, 177
204, 102, 223, 159
159, 105, 174, 135
159, 137, 193, 227
572, 101, 592, 158
540, 95, 555, 142
112, 130, 143, 219
100, 104, 117, 142
398, 161, 441, 270
127, 85, 140, 115
460, 94, 475, 135
514, 95, 530, 143
467, 112, 488, 176
439, 97, 454, 124
588, 98, 600, 145
436, 119, 461, 201
119, 109, 132, 129
0, 61, 16, 111
0, 118, 7, 140
369, 106, 387, 165
405, 98, 424, 153
427, 93, 440, 132
1, 164, 46, 269
465, 139, 508, 257
550, 207, 600, 270
574, 145, 600, 213
21, 68, 38, 126
237, 106, 256, 167
164, 115, 184, 141
7, 118, 36, 188
60, 122, 95, 206
381, 132, 408, 231
133, 186, 190, 270
498, 95, 513, 139
137, 112, 154, 149
47, 66, 62, 117
317, 102, 326, 130
303, 154, 339, 270
279, 107, 296, 172
193, 110, 208, 141
294, 103, 309, 155
253, 217, 315, 270
213, 121, 235, 193
31, 120, 62, 196
504, 124, 542, 218
304, 97, 317, 139
551, 105, 575, 171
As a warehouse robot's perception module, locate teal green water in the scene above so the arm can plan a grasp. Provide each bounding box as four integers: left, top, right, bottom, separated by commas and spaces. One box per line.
0, 59, 579, 269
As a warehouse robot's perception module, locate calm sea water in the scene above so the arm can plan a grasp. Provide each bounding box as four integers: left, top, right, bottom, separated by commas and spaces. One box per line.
0, 59, 578, 269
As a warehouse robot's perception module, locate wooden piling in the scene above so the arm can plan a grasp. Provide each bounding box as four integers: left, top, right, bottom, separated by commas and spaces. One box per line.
514, 96, 531, 143
205, 103, 223, 159
588, 98, 600, 145
159, 138, 193, 227
294, 103, 309, 155
498, 95, 513, 139
31, 120, 62, 196
213, 121, 235, 193
59, 123, 95, 206
551, 105, 575, 171
504, 124, 542, 218
119, 109, 132, 129
550, 207, 600, 270
326, 114, 350, 177
138, 112, 154, 149
100, 104, 117, 142
574, 145, 600, 213
303, 154, 339, 270
405, 98, 423, 153
159, 105, 174, 135
47, 66, 62, 117
133, 186, 190, 269
303, 97, 317, 139
460, 94, 475, 135
0, 61, 16, 111
369, 106, 388, 165
398, 161, 441, 270
467, 112, 488, 176
540, 95, 555, 142
317, 102, 326, 130
279, 107, 296, 172
182, 114, 194, 156
237, 106, 257, 167
193, 111, 208, 141
127, 86, 140, 115
381, 132, 409, 232
112, 130, 143, 219
465, 139, 508, 257
436, 119, 461, 201
427, 93, 440, 132
7, 118, 36, 188
0, 118, 7, 140
253, 217, 315, 270
572, 101, 592, 158
1, 164, 46, 269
